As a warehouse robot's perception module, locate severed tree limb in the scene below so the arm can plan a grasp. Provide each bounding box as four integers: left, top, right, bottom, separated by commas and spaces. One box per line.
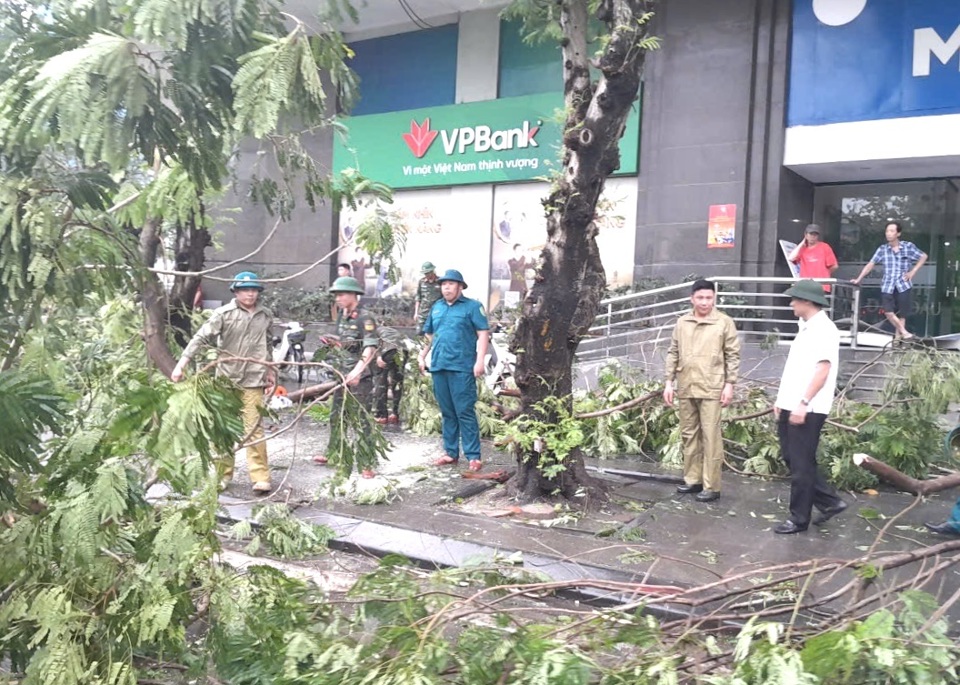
852, 452, 960, 495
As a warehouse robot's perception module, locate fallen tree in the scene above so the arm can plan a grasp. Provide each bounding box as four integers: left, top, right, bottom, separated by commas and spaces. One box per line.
853, 452, 960, 496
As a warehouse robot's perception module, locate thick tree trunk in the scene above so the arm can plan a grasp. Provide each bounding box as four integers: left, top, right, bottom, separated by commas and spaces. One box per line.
139, 218, 176, 377
168, 214, 210, 347
508, 0, 654, 503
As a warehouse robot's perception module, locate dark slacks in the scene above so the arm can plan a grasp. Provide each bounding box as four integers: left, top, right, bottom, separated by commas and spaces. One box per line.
431, 370, 481, 461
777, 411, 844, 528
373, 349, 406, 418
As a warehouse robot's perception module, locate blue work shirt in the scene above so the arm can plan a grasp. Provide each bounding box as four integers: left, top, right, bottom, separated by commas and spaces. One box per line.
423, 295, 489, 372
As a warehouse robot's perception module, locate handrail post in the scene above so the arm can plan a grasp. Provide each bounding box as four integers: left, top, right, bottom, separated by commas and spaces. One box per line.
851, 287, 861, 350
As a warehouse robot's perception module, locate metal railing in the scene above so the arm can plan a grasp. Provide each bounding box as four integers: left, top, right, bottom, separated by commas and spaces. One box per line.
577, 277, 862, 362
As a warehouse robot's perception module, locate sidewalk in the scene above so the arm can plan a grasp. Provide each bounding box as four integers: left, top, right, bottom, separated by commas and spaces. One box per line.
220, 414, 960, 622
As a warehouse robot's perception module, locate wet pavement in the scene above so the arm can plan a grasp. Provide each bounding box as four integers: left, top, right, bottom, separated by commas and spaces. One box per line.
219, 411, 960, 627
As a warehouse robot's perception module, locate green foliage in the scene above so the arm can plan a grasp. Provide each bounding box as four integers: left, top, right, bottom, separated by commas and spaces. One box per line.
259, 285, 335, 323
231, 504, 336, 559
499, 396, 585, 478
0, 370, 63, 504
327, 388, 391, 479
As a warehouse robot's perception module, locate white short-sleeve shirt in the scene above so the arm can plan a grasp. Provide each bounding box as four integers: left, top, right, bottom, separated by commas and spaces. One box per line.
774, 310, 840, 415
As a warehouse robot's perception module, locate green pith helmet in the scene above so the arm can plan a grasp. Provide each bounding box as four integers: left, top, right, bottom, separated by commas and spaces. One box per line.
421, 261, 436, 274
230, 271, 264, 291
329, 276, 364, 294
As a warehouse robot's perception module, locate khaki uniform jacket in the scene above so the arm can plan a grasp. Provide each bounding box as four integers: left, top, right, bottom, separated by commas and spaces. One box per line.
665, 309, 740, 399
181, 300, 273, 388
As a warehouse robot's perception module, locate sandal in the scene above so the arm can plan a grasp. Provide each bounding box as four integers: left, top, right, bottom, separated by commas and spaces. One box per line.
361, 469, 376, 479
313, 455, 328, 465
432, 455, 458, 466
467, 460, 482, 472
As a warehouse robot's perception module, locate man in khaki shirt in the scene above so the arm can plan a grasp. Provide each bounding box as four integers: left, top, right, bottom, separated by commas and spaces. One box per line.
663, 280, 741, 502
171, 271, 275, 494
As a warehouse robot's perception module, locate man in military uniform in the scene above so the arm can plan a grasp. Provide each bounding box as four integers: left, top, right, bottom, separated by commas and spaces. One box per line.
313, 276, 379, 478
414, 261, 442, 334
373, 326, 407, 425
171, 271, 275, 494
417, 269, 489, 472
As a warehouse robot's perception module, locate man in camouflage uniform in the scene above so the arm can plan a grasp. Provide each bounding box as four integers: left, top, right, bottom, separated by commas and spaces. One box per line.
313, 276, 379, 477
373, 326, 407, 425
171, 271, 275, 494
414, 261, 441, 335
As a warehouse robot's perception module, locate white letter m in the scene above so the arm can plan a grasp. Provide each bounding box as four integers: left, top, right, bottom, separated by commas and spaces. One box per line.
913, 26, 960, 77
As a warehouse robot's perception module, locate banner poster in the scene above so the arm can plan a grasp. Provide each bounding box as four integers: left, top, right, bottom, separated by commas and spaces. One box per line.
338, 188, 492, 305
707, 204, 736, 248
779, 239, 801, 277
488, 178, 638, 312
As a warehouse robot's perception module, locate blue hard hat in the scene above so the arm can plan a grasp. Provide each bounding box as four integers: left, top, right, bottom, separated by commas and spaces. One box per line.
230, 271, 264, 291
437, 269, 467, 289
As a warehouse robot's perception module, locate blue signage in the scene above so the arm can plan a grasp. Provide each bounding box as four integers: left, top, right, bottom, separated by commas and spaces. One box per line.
789, 0, 960, 126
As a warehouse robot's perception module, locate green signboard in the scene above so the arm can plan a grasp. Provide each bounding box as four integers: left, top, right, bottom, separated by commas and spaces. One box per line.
332, 92, 640, 189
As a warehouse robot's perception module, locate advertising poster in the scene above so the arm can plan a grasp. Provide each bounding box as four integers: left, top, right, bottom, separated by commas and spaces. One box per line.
338, 188, 492, 302
489, 178, 638, 312
707, 204, 736, 248
779, 239, 801, 277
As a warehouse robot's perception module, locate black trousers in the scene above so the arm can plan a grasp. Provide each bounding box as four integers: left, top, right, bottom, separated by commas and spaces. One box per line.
373, 349, 406, 417
777, 411, 844, 528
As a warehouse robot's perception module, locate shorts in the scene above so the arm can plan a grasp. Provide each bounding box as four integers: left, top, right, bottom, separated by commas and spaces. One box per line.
880, 289, 912, 317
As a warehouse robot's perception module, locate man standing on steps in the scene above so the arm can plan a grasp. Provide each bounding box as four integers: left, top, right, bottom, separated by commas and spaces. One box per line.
663, 280, 741, 503
418, 269, 489, 472
772, 280, 847, 535
788, 224, 838, 292
313, 276, 380, 479
171, 271, 275, 495
851, 221, 927, 339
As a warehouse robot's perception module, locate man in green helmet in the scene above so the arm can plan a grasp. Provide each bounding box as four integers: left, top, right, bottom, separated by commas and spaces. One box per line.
414, 261, 441, 335
171, 271, 275, 494
313, 276, 380, 478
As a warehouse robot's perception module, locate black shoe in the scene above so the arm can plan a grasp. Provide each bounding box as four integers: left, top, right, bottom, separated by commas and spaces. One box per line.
924, 521, 960, 537
696, 489, 720, 502
676, 483, 703, 494
774, 520, 807, 535
813, 500, 848, 526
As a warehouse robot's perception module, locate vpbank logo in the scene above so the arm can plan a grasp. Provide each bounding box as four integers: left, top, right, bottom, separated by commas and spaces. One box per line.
402, 117, 541, 158
812, 0, 868, 26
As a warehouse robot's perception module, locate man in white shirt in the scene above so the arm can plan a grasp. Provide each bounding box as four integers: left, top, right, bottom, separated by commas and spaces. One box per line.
772, 280, 847, 534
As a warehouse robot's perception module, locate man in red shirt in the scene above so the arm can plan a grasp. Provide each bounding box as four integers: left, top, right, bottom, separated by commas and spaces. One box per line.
788, 224, 838, 292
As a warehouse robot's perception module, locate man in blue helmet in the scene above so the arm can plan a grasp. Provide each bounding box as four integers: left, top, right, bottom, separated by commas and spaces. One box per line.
171, 271, 275, 494
417, 269, 489, 472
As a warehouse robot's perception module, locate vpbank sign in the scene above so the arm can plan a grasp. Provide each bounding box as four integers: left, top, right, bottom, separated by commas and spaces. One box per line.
333, 92, 640, 189
789, 0, 960, 126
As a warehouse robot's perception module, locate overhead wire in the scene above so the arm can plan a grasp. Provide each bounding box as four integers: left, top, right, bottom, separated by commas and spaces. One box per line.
396, 0, 434, 29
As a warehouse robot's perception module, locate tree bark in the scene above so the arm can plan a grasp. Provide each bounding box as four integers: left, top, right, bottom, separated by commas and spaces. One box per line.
508, 0, 655, 503
168, 213, 211, 347
853, 453, 960, 495
139, 217, 177, 377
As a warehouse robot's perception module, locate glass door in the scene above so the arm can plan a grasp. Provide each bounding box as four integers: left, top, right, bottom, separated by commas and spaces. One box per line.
812, 179, 959, 338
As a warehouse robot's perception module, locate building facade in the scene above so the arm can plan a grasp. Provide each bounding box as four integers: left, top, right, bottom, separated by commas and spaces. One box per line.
212, 0, 960, 336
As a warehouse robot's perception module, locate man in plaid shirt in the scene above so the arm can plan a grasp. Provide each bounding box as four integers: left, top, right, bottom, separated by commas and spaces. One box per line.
852, 222, 927, 339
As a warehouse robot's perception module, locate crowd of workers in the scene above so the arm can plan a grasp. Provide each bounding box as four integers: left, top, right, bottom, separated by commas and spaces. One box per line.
169, 220, 960, 539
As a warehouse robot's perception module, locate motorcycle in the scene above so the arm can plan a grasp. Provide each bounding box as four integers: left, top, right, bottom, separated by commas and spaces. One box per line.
271, 322, 307, 384
483, 325, 515, 394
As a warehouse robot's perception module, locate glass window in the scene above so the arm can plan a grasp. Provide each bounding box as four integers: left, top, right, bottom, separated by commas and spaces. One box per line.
349, 25, 458, 115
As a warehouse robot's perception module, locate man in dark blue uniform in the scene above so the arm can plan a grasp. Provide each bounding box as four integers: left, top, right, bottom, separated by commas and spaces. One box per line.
417, 270, 489, 472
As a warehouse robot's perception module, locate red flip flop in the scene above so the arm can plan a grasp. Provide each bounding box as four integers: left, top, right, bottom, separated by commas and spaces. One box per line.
432, 455, 458, 466
313, 455, 328, 465
467, 460, 482, 472
361, 469, 376, 479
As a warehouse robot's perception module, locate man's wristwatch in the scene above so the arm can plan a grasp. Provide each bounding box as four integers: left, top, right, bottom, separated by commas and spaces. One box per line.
799, 398, 810, 406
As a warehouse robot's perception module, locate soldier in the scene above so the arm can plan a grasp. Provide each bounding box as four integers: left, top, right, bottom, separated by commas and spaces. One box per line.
373, 325, 407, 426
414, 261, 442, 335
313, 276, 379, 478
171, 271, 275, 494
